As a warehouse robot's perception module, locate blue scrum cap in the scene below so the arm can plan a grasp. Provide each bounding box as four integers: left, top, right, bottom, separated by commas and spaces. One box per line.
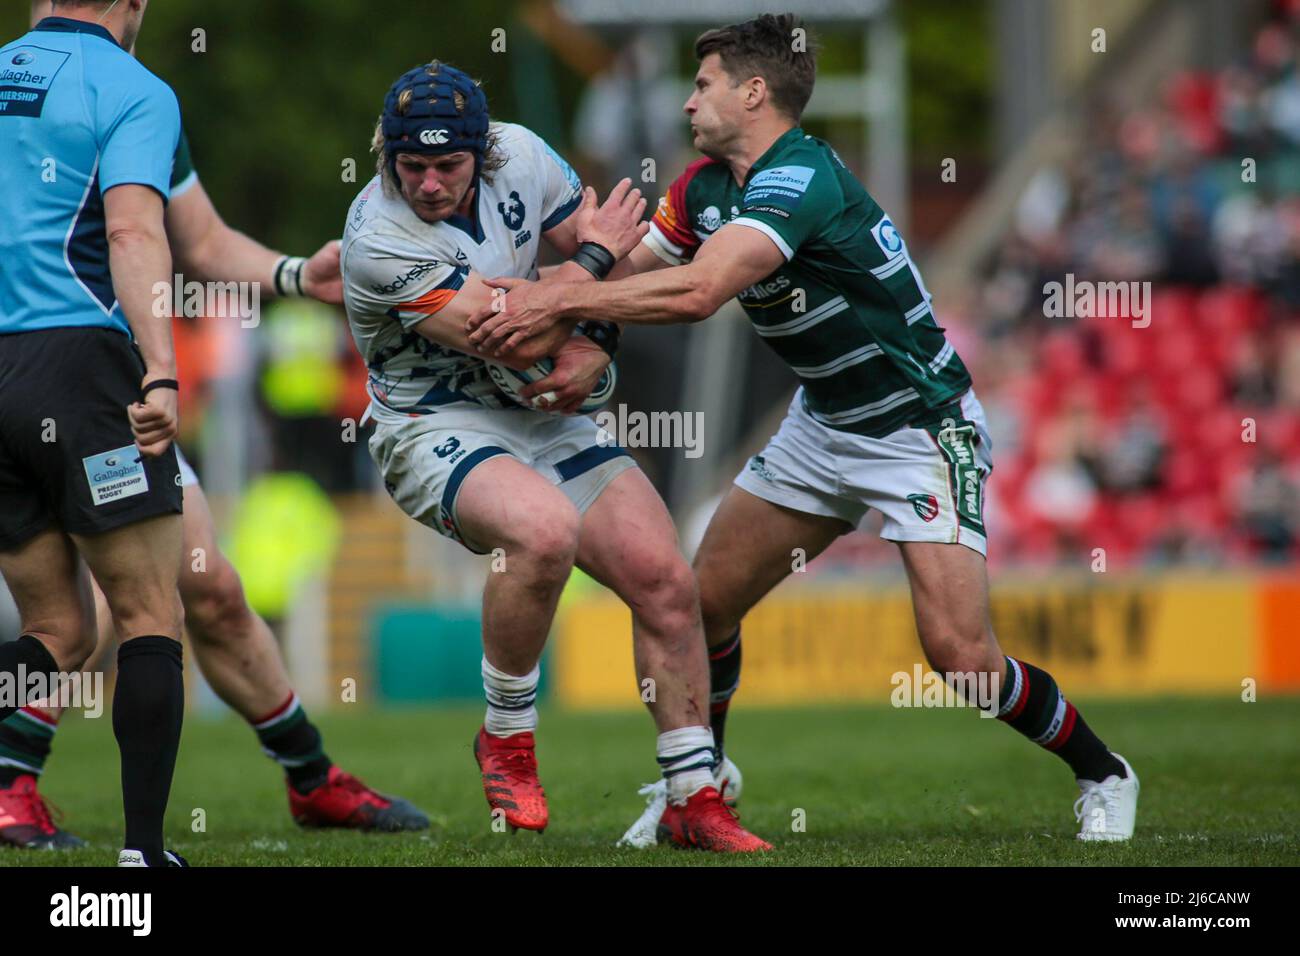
381, 61, 489, 166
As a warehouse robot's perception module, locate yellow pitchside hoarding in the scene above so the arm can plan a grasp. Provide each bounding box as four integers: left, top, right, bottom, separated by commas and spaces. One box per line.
551, 573, 1300, 709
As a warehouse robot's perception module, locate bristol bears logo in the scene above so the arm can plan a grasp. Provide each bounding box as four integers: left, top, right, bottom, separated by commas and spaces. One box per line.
498, 191, 526, 231
433, 437, 461, 459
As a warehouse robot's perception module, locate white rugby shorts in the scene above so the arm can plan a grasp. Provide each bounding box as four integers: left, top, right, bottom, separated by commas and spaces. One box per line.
368, 406, 636, 552
734, 387, 994, 556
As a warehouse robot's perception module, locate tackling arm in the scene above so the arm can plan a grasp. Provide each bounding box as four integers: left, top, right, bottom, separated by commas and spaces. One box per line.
466, 225, 784, 358
553, 224, 785, 324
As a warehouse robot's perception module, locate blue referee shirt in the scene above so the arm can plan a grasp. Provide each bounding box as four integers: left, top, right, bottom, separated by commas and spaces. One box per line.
0, 16, 180, 335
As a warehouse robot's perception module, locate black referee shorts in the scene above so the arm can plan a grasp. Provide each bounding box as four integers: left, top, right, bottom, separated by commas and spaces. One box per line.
0, 326, 182, 549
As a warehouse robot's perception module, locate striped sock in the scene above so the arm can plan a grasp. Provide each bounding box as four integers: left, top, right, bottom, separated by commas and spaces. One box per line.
708, 628, 742, 761
0, 706, 58, 783
251, 692, 332, 792
657, 725, 716, 802
997, 656, 1125, 782
482, 658, 539, 737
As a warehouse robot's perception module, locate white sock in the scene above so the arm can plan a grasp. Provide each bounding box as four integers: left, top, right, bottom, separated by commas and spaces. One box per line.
657, 725, 716, 802
481, 657, 539, 737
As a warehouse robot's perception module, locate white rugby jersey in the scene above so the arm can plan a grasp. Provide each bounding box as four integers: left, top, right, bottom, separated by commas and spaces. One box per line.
341, 122, 583, 423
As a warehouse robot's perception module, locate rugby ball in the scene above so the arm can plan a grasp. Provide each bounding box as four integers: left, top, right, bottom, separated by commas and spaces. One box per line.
486, 358, 617, 415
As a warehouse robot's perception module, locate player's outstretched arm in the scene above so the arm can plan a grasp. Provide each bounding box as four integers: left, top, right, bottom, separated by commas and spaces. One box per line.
467, 223, 785, 359
165, 180, 342, 304
537, 242, 667, 283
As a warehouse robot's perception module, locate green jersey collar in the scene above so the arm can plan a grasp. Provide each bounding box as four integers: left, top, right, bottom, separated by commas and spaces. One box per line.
744, 127, 806, 186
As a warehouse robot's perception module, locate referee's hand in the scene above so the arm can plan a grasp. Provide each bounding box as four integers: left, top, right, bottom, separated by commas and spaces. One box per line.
129, 381, 179, 458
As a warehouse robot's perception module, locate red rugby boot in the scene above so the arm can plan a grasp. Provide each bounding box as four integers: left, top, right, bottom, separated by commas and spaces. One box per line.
473, 727, 548, 832
0, 774, 85, 850
288, 765, 429, 831
657, 785, 772, 853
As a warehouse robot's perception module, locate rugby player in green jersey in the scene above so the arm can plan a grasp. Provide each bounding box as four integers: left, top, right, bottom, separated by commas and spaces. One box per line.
467, 12, 1139, 847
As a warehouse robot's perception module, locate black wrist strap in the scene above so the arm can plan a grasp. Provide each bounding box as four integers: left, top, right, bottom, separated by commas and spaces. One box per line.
141, 378, 179, 398
568, 242, 616, 280
577, 321, 621, 358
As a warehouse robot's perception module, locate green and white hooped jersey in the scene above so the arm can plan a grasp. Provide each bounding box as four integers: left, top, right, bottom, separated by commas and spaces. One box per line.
645, 128, 973, 438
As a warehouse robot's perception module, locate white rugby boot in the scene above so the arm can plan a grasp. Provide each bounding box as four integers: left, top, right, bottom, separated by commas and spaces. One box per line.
1074, 753, 1139, 842
617, 754, 743, 848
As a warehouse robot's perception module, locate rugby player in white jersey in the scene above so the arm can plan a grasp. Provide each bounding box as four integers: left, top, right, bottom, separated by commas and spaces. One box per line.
0, 0, 428, 853
341, 60, 770, 851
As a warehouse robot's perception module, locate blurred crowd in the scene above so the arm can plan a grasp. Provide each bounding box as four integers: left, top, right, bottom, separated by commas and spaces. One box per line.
941, 4, 1300, 570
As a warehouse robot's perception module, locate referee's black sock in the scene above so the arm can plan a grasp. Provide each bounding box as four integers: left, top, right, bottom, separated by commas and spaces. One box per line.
0, 635, 60, 722
114, 636, 184, 867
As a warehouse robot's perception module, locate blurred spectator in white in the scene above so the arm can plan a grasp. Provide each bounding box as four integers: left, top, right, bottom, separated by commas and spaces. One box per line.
1023, 423, 1099, 531
574, 34, 684, 181
1235, 450, 1300, 561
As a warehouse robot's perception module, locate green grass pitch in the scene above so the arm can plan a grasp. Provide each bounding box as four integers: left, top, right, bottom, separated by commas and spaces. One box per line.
7, 697, 1298, 866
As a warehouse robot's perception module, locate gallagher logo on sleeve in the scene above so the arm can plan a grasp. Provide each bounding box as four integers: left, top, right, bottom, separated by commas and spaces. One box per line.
743, 165, 815, 208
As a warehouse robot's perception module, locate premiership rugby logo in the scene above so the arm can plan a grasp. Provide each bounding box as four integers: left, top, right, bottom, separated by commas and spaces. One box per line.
907, 493, 939, 522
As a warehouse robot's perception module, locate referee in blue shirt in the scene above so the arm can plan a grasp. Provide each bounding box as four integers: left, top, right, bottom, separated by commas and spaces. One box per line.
0, 0, 187, 867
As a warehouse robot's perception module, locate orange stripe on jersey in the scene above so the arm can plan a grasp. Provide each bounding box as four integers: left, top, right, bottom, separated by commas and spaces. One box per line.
651, 157, 720, 259
397, 287, 459, 315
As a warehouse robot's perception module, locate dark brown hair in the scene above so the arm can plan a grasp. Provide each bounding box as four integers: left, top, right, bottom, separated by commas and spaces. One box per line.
694, 13, 817, 121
